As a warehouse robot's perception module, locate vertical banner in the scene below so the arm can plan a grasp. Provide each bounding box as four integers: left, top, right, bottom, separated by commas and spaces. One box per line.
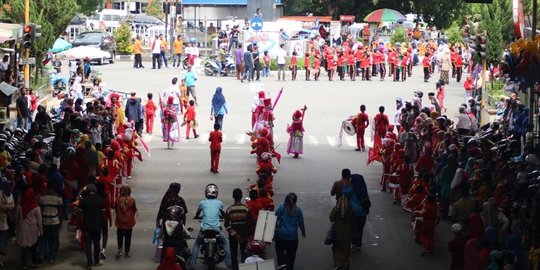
513, 0, 524, 39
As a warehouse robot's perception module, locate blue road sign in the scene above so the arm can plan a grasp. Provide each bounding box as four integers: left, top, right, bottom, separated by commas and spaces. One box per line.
250, 17, 263, 31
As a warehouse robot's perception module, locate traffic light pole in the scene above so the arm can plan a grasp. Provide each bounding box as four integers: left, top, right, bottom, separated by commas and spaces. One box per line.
24, 0, 30, 87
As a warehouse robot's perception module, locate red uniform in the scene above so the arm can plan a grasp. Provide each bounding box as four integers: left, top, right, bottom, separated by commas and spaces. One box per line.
373, 113, 389, 139
352, 112, 369, 150
209, 129, 222, 173
418, 201, 439, 254
184, 105, 197, 139
144, 99, 157, 134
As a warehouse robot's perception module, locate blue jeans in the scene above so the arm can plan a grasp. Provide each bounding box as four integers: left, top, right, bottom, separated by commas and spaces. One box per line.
39, 224, 60, 260
190, 229, 232, 268
263, 66, 270, 77
173, 53, 183, 67
160, 50, 168, 67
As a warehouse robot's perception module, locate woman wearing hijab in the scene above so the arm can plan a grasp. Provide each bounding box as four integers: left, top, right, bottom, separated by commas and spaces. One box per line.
439, 155, 457, 219
0, 179, 14, 266
156, 183, 188, 227
34, 105, 53, 136
16, 189, 42, 269
464, 239, 489, 270
210, 87, 228, 131
160, 96, 180, 149
156, 247, 182, 270
393, 97, 404, 132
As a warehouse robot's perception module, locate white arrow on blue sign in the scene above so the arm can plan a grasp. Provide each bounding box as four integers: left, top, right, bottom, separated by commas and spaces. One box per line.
250, 17, 263, 31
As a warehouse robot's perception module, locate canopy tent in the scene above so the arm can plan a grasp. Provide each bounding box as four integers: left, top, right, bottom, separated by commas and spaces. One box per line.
0, 23, 23, 43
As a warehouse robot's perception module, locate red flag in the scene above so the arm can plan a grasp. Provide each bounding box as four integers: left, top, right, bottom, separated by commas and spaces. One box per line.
138, 137, 151, 157
367, 135, 382, 165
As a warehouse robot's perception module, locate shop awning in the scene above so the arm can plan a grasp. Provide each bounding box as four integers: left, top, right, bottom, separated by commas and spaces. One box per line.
0, 23, 22, 43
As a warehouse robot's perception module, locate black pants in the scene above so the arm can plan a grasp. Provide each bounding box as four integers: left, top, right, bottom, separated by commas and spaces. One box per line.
353, 216, 367, 247
133, 54, 143, 68
423, 67, 430, 82
229, 237, 248, 270
291, 65, 297, 80
452, 63, 456, 78
152, 53, 162, 69
337, 66, 344, 80
379, 63, 386, 79
389, 63, 394, 76
305, 67, 310, 80
214, 114, 224, 130
101, 222, 108, 250
371, 64, 378, 76
21, 243, 38, 267
356, 62, 361, 76
275, 238, 298, 270
348, 64, 355, 80
117, 229, 133, 254
85, 229, 101, 267
362, 67, 370, 80
135, 120, 143, 135
456, 67, 463, 82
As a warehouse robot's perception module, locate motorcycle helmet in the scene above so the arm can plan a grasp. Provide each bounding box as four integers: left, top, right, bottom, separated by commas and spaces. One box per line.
167, 205, 185, 222
14, 128, 25, 138
451, 223, 462, 234
205, 183, 219, 199
64, 147, 76, 159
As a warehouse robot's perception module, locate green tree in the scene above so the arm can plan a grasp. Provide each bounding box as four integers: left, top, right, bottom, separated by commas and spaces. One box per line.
410, 0, 465, 29
76, 0, 103, 16
114, 23, 133, 54
390, 27, 408, 45
477, 0, 505, 65
1, 0, 78, 80
146, 0, 164, 20
446, 23, 463, 45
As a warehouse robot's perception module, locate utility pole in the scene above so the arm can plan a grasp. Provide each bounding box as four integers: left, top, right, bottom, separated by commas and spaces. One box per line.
24, 0, 30, 87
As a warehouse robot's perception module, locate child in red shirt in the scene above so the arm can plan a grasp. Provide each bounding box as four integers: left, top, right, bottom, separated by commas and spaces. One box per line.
304, 52, 310, 81
312, 54, 321, 81
144, 93, 157, 134
184, 100, 198, 139
337, 51, 345, 81
290, 51, 298, 81
422, 52, 431, 83
326, 50, 335, 81
209, 123, 222, 173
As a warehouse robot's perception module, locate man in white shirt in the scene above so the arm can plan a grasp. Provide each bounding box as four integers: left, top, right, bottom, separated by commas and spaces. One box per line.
276, 44, 287, 81
151, 35, 162, 69
162, 77, 182, 112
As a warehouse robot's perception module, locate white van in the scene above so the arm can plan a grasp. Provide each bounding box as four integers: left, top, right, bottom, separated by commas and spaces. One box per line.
86, 9, 128, 31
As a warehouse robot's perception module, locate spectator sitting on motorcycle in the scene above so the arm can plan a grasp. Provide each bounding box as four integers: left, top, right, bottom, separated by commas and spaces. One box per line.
162, 205, 191, 266
190, 184, 232, 269
218, 43, 228, 74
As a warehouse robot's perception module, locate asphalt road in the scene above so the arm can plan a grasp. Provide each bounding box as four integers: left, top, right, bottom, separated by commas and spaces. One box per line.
5, 61, 468, 270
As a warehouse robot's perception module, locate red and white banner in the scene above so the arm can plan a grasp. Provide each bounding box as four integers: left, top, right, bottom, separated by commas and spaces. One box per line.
513, 0, 524, 39
339, 15, 356, 22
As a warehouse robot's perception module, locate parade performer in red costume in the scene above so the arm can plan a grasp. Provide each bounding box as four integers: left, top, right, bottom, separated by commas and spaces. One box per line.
286, 106, 307, 158
373, 106, 389, 139
352, 105, 369, 151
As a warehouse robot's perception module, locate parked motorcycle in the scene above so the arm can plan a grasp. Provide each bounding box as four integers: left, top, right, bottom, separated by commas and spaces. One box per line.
204, 55, 236, 77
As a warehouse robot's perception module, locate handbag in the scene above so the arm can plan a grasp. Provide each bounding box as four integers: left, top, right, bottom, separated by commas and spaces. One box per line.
324, 223, 335, 245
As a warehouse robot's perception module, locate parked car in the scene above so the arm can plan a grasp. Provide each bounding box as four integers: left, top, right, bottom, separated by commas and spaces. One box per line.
72, 31, 116, 65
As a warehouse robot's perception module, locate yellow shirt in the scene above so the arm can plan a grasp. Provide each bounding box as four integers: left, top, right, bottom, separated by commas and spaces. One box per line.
173, 40, 184, 54
160, 39, 168, 50
133, 39, 143, 54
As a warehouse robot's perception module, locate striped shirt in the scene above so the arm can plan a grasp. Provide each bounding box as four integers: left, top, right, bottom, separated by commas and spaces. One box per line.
39, 192, 63, 225
225, 203, 251, 239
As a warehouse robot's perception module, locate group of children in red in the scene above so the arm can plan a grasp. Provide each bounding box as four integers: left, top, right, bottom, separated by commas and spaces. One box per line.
288, 42, 416, 82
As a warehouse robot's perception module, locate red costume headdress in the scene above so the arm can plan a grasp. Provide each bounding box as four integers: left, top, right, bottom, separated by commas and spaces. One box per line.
293, 110, 302, 120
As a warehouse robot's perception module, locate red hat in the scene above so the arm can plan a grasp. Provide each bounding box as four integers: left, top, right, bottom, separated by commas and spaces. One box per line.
258, 91, 265, 99
263, 98, 272, 107
407, 48, 412, 53
167, 96, 174, 104
293, 110, 302, 119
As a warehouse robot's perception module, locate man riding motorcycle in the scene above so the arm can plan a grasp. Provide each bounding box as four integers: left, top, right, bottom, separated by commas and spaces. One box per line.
190, 184, 232, 269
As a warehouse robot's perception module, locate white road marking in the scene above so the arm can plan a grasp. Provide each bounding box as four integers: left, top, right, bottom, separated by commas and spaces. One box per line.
327, 136, 336, 147
308, 135, 319, 146
236, 134, 246, 144
345, 136, 355, 147
198, 133, 209, 144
